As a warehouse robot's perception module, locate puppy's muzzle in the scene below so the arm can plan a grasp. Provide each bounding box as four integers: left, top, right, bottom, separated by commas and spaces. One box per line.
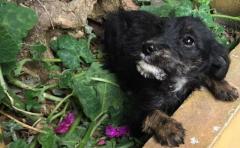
142, 42, 169, 56
136, 42, 170, 80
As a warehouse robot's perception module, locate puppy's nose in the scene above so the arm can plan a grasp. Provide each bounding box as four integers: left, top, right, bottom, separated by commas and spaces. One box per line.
142, 43, 157, 55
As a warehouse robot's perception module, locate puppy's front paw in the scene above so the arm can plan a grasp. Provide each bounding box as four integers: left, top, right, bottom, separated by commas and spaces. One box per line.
143, 110, 185, 147
154, 118, 185, 147
215, 83, 239, 101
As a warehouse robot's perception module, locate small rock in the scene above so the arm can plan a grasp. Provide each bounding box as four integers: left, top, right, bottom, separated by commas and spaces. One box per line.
190, 137, 199, 145
121, 0, 139, 10
212, 126, 221, 133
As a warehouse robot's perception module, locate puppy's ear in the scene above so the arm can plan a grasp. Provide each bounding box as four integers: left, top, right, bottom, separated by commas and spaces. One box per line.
209, 42, 230, 80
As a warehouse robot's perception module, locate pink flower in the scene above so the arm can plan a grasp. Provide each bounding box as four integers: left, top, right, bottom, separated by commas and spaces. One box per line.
97, 139, 106, 145
55, 112, 75, 134
105, 125, 129, 138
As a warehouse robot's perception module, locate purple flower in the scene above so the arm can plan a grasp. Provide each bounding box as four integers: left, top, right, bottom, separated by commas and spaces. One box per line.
55, 112, 75, 134
105, 125, 118, 138
105, 125, 129, 138
97, 139, 106, 145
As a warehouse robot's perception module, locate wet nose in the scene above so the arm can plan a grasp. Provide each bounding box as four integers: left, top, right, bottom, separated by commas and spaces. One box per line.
142, 43, 157, 55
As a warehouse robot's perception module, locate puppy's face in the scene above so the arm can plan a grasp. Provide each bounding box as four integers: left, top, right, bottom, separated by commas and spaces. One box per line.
136, 17, 228, 80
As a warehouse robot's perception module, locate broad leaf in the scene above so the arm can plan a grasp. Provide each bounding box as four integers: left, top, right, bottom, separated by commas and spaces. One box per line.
0, 1, 37, 41
140, 5, 173, 17
0, 1, 37, 63
50, 35, 94, 70
174, 0, 193, 16
72, 62, 124, 121
0, 26, 19, 63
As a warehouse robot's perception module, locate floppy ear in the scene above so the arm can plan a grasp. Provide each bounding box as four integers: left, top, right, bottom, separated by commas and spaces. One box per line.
209, 42, 230, 80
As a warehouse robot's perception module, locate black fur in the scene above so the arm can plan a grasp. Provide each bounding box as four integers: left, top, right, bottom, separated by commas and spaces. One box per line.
103, 10, 238, 146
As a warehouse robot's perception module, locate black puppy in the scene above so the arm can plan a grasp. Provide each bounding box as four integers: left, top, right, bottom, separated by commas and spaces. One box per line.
104, 10, 238, 146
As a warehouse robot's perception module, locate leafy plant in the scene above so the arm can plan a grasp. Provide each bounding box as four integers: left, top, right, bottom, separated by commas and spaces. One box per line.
0, 1, 131, 146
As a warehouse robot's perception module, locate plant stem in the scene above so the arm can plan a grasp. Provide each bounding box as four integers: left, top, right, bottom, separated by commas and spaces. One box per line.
42, 58, 62, 63
0, 110, 46, 133
90, 77, 119, 87
78, 113, 108, 148
7, 75, 62, 102
0, 66, 8, 91
0, 66, 42, 116
20, 58, 61, 63
49, 102, 69, 122
48, 93, 73, 121
212, 14, 240, 22
43, 93, 62, 102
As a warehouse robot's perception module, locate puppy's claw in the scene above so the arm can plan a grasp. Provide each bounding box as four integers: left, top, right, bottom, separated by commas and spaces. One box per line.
154, 119, 185, 147
216, 85, 239, 101
143, 110, 185, 147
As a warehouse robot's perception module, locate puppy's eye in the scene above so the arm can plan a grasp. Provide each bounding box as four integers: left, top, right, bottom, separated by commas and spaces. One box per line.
182, 36, 195, 47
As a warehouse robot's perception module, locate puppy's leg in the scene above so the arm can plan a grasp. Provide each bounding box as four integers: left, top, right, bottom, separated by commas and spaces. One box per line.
142, 110, 185, 146
205, 78, 239, 101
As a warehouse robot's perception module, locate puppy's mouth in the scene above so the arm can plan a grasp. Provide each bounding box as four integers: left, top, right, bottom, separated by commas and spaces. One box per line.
136, 60, 167, 81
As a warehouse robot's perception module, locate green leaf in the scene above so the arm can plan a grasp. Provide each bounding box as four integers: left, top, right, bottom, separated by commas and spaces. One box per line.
38, 129, 57, 148
57, 50, 81, 70
1, 62, 16, 75
50, 35, 94, 70
141, 0, 193, 17
174, 0, 193, 16
8, 139, 29, 148
0, 2, 37, 63
0, 26, 19, 63
197, 0, 210, 5
0, 1, 38, 41
140, 5, 173, 17
194, 4, 214, 27
71, 62, 124, 121
193, 4, 228, 45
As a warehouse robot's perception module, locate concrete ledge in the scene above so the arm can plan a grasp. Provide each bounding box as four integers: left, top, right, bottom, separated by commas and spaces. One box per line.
144, 43, 240, 148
